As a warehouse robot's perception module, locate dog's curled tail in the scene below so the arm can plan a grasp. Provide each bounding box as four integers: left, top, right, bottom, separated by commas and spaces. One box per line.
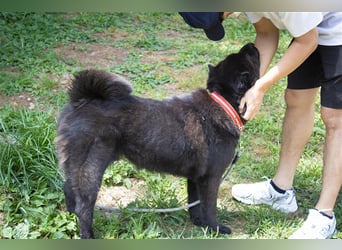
68, 69, 133, 103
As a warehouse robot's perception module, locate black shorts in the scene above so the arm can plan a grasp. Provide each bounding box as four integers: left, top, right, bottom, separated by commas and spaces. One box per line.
287, 44, 342, 109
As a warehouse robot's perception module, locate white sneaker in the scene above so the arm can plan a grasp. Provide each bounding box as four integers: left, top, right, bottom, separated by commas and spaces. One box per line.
231, 178, 298, 213
288, 209, 336, 239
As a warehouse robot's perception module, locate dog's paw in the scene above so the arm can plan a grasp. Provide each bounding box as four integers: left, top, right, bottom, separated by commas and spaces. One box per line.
191, 216, 204, 227
208, 224, 232, 235
203, 225, 232, 234
218, 224, 231, 234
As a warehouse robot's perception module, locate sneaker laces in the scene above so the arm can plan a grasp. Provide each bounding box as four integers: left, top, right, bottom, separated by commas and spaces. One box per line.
254, 177, 273, 199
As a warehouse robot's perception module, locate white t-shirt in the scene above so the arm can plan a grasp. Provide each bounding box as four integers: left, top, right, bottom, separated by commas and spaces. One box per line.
245, 12, 342, 46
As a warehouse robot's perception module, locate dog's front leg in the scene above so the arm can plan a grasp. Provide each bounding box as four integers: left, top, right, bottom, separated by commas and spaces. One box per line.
198, 176, 231, 234
187, 179, 202, 226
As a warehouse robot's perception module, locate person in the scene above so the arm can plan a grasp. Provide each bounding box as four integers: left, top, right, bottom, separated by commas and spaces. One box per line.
179, 12, 342, 239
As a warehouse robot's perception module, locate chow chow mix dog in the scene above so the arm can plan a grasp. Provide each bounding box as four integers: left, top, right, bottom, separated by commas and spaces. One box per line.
55, 43, 260, 238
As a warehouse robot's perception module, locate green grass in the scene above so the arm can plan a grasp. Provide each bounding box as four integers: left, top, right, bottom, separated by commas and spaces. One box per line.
0, 12, 340, 239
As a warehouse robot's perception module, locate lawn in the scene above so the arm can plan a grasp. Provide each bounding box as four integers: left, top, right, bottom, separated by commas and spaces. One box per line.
0, 12, 340, 239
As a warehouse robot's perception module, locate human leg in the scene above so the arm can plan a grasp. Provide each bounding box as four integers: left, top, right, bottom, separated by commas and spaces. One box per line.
289, 45, 342, 239
272, 88, 319, 190
232, 47, 321, 211
272, 46, 322, 189
288, 106, 341, 239
314, 45, 342, 213
315, 74, 342, 214
315, 106, 342, 214
231, 88, 317, 212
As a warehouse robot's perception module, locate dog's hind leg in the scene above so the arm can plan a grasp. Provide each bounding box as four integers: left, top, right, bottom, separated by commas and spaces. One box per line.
63, 178, 76, 213
65, 138, 117, 239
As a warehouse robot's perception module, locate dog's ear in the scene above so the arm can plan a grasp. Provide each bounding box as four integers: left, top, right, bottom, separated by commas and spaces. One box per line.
208, 64, 215, 73
208, 64, 217, 81
207, 64, 220, 92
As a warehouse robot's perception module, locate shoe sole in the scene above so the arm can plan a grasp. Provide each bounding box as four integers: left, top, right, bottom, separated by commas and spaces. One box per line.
232, 194, 298, 213
288, 229, 337, 239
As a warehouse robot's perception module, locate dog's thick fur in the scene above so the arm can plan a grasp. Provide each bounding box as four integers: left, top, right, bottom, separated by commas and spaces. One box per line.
55, 43, 260, 238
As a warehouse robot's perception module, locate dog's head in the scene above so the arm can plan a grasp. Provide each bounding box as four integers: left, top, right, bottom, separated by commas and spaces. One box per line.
207, 43, 260, 112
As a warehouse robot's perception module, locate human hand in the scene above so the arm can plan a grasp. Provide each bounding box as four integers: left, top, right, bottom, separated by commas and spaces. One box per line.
238, 82, 265, 121
221, 12, 233, 20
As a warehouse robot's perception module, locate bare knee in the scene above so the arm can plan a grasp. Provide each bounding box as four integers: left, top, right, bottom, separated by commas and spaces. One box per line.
285, 88, 318, 110
284, 89, 318, 121
321, 107, 342, 132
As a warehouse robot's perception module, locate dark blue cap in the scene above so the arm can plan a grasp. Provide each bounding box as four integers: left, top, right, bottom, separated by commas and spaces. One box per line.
179, 12, 225, 41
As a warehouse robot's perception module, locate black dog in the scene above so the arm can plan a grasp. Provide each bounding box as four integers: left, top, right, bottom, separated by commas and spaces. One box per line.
55, 43, 260, 238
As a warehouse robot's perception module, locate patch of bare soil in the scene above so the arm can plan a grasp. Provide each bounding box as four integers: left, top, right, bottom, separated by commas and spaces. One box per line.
0, 42, 131, 109
55, 42, 130, 70
96, 178, 146, 211
0, 92, 36, 110
54, 72, 74, 91
140, 50, 177, 65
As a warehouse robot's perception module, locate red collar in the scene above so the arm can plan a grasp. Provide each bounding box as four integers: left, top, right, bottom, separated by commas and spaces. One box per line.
209, 91, 244, 131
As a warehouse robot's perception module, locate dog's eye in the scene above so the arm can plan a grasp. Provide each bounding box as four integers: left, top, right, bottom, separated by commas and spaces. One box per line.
237, 71, 250, 90
240, 71, 249, 77
240, 71, 250, 81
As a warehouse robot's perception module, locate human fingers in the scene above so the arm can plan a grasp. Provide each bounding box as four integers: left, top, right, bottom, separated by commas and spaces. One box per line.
241, 104, 253, 121
239, 96, 246, 114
